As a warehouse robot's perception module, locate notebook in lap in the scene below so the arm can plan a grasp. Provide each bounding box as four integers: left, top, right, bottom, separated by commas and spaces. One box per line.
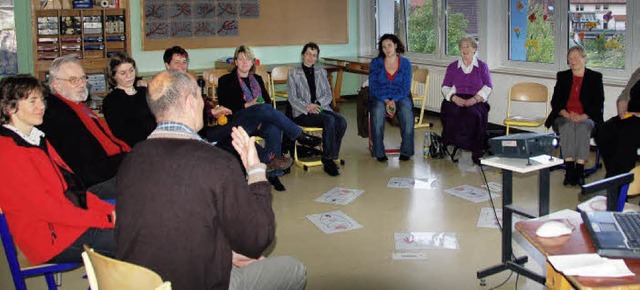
581, 211, 640, 259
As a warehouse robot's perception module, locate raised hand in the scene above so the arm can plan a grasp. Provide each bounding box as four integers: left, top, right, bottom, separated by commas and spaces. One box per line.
230, 126, 260, 170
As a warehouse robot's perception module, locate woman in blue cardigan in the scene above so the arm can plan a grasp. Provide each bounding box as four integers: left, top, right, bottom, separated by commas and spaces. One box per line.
368, 34, 413, 162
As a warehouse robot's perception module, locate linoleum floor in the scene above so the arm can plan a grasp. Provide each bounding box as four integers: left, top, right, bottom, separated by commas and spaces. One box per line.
1, 101, 601, 290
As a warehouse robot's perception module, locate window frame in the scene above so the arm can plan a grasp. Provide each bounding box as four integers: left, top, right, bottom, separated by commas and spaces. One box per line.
496, 0, 638, 82
367, 0, 640, 82
373, 0, 488, 67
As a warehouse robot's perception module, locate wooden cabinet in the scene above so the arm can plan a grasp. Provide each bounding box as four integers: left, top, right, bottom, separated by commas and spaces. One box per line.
31, 0, 130, 97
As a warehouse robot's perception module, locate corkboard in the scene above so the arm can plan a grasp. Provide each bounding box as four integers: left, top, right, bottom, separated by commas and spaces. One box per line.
141, 0, 348, 51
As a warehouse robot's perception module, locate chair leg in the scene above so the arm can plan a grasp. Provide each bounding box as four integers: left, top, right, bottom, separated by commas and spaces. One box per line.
45, 273, 58, 290
448, 146, 459, 163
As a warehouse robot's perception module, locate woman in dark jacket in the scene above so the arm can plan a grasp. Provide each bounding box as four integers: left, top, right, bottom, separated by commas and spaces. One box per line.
545, 46, 604, 186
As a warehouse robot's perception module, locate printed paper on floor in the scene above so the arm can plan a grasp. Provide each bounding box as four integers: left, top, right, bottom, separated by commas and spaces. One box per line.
306, 210, 363, 234
388, 177, 440, 189
476, 207, 527, 229
480, 182, 503, 193
315, 187, 365, 205
444, 184, 501, 203
394, 232, 459, 250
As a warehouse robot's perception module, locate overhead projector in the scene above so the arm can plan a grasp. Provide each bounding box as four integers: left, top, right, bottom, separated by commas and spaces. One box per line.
489, 132, 558, 159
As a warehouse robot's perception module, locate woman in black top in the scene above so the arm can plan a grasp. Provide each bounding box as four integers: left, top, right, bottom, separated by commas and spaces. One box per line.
102, 52, 156, 147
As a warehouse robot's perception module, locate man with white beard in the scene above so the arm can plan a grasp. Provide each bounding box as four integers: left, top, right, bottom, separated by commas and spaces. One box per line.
39, 55, 130, 199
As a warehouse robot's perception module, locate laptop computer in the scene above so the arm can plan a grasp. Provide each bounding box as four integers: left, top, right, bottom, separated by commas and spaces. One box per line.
581, 210, 640, 259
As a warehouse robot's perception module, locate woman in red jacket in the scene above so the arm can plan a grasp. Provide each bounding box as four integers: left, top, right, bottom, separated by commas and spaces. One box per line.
0, 75, 115, 264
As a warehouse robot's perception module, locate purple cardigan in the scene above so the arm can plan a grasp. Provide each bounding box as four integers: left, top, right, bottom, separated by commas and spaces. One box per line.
442, 59, 492, 96
368, 56, 412, 102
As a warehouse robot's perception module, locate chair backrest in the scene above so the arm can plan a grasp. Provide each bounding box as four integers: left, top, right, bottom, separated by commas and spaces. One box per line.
82, 245, 171, 290
506, 82, 549, 119
1, 208, 81, 290
269, 66, 294, 103
410, 68, 429, 96
202, 69, 230, 99
270, 66, 292, 83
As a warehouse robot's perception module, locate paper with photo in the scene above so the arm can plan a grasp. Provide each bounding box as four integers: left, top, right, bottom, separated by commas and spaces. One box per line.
315, 187, 365, 205
480, 182, 502, 193
306, 210, 363, 234
444, 184, 500, 203
388, 177, 439, 189
387, 177, 415, 188
394, 232, 459, 250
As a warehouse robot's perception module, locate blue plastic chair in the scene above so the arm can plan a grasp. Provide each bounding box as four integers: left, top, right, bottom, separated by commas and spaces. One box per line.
0, 209, 81, 290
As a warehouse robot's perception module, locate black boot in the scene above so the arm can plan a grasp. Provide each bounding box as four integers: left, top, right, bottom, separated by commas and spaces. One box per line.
322, 158, 340, 176
563, 161, 575, 186
267, 176, 286, 191
575, 163, 585, 186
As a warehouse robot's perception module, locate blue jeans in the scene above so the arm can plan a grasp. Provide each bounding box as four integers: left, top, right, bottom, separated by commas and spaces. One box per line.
293, 110, 347, 159
369, 97, 414, 158
235, 104, 302, 158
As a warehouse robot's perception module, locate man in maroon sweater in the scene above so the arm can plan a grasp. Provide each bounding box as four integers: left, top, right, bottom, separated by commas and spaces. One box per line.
115, 70, 306, 290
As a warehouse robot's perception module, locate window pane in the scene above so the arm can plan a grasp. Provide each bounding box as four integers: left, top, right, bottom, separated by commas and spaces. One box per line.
568, 1, 625, 69
445, 0, 479, 56
509, 0, 555, 64
406, 0, 436, 54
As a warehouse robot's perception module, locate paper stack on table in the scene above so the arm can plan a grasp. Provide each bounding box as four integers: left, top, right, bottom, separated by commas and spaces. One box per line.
548, 253, 635, 277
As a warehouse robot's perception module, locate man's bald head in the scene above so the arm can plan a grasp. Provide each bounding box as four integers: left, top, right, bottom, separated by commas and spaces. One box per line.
147, 70, 197, 120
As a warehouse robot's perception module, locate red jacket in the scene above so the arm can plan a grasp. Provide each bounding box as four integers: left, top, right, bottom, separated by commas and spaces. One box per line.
0, 129, 114, 264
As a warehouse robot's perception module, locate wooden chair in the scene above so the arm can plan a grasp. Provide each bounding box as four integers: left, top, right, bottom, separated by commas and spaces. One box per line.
254, 65, 274, 107
0, 208, 81, 290
269, 66, 293, 105
82, 245, 171, 290
202, 68, 230, 100
410, 68, 432, 128
504, 82, 549, 135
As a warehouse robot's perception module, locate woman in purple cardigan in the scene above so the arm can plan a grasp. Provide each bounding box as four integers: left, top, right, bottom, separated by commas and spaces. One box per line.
368, 34, 414, 162
440, 37, 493, 164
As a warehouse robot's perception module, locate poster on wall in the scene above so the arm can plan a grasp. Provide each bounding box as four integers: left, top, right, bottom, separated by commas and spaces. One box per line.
141, 0, 348, 51
0, 2, 18, 75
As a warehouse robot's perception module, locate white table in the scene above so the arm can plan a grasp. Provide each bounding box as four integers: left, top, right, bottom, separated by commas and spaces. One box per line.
477, 155, 564, 286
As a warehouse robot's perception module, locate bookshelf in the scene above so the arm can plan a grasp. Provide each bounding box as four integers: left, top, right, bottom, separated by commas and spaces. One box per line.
31, 0, 130, 97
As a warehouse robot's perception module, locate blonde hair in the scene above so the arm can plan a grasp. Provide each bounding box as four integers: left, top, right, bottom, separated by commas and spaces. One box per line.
233, 45, 256, 73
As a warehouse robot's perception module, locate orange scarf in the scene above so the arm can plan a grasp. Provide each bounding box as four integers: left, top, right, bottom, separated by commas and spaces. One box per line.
54, 94, 131, 155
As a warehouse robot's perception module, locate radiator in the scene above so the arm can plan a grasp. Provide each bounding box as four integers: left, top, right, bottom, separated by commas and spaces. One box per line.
413, 69, 445, 113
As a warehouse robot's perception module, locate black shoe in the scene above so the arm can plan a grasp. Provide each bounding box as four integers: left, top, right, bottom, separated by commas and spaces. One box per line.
575, 163, 585, 186
376, 156, 388, 162
297, 133, 322, 147
322, 158, 340, 176
267, 176, 286, 191
563, 161, 575, 186
399, 155, 410, 161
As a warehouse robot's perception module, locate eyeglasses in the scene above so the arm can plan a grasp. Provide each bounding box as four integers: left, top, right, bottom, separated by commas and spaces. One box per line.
56, 75, 88, 86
